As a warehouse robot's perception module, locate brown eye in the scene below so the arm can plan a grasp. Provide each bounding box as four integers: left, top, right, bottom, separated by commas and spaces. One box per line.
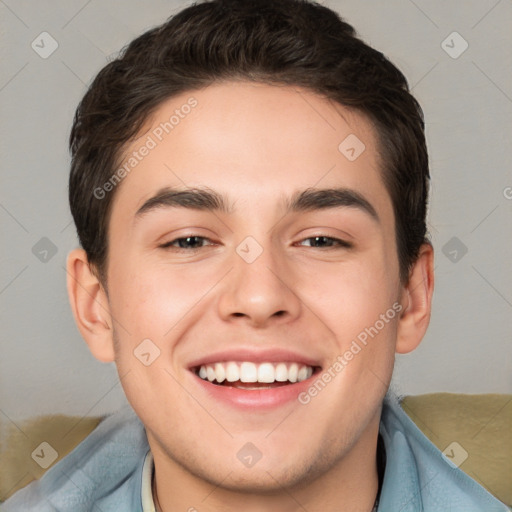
298, 236, 352, 249
160, 236, 212, 250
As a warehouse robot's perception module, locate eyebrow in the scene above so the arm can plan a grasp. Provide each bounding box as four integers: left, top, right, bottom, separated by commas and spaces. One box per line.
134, 186, 379, 223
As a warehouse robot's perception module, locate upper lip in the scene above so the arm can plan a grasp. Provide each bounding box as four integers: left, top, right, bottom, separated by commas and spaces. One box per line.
187, 348, 323, 370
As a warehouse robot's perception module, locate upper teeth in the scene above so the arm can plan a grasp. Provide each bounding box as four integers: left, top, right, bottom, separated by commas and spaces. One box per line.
197, 362, 314, 384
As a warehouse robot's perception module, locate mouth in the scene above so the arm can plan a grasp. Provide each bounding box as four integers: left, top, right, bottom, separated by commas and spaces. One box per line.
187, 349, 324, 409
192, 361, 322, 390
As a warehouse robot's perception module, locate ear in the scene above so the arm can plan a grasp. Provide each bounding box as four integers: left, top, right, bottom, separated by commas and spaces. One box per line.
66, 249, 115, 363
395, 242, 434, 354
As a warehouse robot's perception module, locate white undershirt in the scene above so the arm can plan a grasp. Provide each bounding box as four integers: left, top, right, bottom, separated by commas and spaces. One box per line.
141, 450, 156, 512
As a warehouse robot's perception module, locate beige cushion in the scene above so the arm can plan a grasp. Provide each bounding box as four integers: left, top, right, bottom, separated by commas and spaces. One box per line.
1, 393, 510, 505
0, 413, 102, 502
401, 393, 511, 507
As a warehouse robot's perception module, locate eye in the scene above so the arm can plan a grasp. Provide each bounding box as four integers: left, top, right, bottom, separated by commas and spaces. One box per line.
297, 236, 352, 249
159, 236, 214, 251
158, 235, 352, 252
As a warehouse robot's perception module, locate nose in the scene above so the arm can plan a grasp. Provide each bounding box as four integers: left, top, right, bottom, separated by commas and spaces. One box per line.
217, 240, 302, 328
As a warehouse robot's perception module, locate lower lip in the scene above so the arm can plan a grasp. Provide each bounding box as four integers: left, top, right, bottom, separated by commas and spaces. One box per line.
190, 371, 319, 410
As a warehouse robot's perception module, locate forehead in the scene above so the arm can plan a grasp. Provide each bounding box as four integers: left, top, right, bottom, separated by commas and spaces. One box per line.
110, 81, 393, 228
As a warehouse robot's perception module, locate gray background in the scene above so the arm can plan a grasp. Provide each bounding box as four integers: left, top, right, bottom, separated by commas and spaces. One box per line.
1, 0, 511, 423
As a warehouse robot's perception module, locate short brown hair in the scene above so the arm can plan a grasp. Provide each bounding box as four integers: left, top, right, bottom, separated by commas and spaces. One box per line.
69, 0, 430, 285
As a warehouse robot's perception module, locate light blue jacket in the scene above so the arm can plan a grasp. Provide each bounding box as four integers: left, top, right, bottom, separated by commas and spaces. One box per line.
2, 393, 509, 511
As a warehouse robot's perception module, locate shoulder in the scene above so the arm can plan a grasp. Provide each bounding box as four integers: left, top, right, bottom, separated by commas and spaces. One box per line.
1, 404, 149, 512
378, 392, 510, 512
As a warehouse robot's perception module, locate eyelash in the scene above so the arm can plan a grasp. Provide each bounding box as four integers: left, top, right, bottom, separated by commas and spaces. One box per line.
159, 235, 353, 251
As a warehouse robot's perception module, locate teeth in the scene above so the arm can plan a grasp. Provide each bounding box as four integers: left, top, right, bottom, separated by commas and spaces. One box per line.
206, 366, 216, 382
214, 363, 226, 383
196, 361, 315, 384
257, 362, 275, 383
288, 363, 299, 383
297, 365, 309, 382
275, 363, 288, 382
240, 362, 258, 382
225, 362, 239, 382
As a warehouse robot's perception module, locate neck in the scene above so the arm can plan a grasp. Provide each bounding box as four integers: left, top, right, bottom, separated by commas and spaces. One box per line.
150, 413, 381, 512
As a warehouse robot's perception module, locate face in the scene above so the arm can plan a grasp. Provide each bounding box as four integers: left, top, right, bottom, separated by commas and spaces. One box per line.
93, 82, 408, 492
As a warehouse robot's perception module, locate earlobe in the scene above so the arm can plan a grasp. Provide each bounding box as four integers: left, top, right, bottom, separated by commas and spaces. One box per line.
395, 242, 435, 354
66, 249, 115, 363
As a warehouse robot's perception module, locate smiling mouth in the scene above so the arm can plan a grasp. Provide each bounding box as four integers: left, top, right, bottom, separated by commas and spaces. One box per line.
192, 361, 322, 389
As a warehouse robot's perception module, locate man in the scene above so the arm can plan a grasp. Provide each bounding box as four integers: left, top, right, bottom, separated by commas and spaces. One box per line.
3, 0, 508, 510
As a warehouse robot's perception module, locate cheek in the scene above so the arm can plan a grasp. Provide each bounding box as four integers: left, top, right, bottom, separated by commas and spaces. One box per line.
109, 273, 175, 338
304, 255, 396, 323
107, 256, 220, 340
301, 254, 399, 379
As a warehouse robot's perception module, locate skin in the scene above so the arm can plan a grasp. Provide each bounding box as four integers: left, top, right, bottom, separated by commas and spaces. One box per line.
67, 81, 434, 512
